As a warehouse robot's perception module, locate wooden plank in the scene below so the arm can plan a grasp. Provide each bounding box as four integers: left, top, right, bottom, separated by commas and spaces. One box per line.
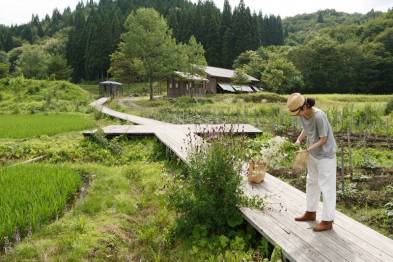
264, 174, 393, 257
251, 173, 393, 261
91, 97, 164, 125
155, 129, 204, 163
240, 207, 330, 262
242, 179, 383, 261
83, 125, 158, 136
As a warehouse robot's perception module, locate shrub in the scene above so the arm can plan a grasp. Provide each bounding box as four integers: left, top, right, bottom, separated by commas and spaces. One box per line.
354, 105, 382, 128
241, 92, 286, 103
385, 99, 393, 115
0, 62, 9, 78
168, 135, 263, 234
174, 96, 197, 108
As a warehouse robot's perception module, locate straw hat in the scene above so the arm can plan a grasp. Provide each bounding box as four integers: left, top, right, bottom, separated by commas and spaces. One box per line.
287, 93, 305, 116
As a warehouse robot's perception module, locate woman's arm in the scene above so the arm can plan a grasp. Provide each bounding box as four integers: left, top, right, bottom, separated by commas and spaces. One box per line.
295, 129, 306, 145
307, 136, 328, 152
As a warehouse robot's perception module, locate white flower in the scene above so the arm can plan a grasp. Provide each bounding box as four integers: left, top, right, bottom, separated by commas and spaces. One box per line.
259, 136, 288, 169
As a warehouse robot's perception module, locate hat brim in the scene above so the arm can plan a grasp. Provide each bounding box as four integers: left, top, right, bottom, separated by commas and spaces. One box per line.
289, 109, 300, 116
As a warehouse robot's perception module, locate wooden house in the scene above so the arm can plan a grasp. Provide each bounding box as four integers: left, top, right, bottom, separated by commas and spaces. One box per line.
167, 71, 208, 98
204, 66, 260, 93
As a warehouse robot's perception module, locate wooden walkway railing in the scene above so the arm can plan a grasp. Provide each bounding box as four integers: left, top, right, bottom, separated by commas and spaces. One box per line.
86, 97, 393, 262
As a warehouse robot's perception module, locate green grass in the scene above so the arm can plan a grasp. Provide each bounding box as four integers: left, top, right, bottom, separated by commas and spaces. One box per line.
0, 113, 96, 139
0, 164, 81, 247
118, 93, 393, 136
0, 77, 91, 114
1, 138, 276, 261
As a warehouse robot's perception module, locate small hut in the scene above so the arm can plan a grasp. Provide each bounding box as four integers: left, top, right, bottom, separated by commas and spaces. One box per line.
167, 71, 208, 98
99, 81, 123, 97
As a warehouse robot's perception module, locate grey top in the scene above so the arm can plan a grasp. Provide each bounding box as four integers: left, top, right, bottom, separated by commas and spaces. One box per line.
300, 108, 337, 159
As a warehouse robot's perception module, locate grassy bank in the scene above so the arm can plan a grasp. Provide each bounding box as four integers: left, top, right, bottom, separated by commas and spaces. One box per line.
0, 78, 91, 114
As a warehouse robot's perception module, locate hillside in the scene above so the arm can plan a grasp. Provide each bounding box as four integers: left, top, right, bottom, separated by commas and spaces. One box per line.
283, 9, 384, 45
0, 77, 91, 114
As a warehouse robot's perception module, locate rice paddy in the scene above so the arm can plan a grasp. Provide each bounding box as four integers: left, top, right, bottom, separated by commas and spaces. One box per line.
0, 164, 81, 247
0, 113, 96, 139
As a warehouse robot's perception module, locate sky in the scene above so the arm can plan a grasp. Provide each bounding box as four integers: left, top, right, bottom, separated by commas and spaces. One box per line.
0, 0, 392, 26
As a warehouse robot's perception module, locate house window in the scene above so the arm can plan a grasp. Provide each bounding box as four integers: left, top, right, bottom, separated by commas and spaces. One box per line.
175, 82, 179, 88
169, 82, 173, 88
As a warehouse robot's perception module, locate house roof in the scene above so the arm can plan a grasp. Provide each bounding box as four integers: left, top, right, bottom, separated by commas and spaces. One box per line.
99, 81, 122, 86
204, 66, 259, 82
174, 71, 207, 81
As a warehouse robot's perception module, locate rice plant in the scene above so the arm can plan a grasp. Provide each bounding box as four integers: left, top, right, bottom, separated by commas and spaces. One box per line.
0, 113, 95, 139
0, 164, 81, 247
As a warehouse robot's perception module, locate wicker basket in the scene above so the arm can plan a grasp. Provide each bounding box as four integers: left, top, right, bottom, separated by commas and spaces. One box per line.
247, 160, 266, 184
293, 150, 309, 171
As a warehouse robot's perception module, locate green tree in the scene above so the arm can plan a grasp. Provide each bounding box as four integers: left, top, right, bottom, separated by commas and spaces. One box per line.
261, 55, 303, 93
175, 36, 207, 97
111, 8, 183, 100
220, 0, 234, 67
0, 51, 8, 64
232, 68, 251, 85
47, 55, 73, 80
66, 3, 86, 82
288, 36, 341, 92
0, 63, 8, 78
16, 45, 49, 79
317, 12, 324, 23
108, 43, 140, 83
233, 50, 266, 80
181, 36, 207, 75
232, 0, 255, 61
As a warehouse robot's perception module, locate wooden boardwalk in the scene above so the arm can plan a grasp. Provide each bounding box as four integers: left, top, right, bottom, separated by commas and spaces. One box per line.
86, 98, 393, 262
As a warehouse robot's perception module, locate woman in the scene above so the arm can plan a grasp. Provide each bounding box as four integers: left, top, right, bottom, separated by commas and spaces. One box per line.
287, 93, 337, 232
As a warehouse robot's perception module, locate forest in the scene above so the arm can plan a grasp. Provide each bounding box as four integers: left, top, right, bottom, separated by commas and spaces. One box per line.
0, 0, 392, 93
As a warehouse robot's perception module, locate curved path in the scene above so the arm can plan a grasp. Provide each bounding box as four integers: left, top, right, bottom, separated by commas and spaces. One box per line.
86, 97, 393, 262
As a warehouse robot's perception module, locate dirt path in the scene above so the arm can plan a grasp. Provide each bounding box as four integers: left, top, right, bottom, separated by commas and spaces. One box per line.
117, 98, 142, 109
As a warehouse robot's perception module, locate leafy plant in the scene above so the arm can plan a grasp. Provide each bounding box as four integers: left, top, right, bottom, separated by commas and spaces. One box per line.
385, 99, 393, 115
168, 135, 263, 234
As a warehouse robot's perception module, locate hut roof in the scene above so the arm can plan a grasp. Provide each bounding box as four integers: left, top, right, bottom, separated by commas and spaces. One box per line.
174, 71, 208, 81
99, 81, 123, 86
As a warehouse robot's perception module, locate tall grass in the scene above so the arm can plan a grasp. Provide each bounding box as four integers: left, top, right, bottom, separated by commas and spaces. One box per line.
0, 113, 95, 138
0, 164, 81, 247
122, 94, 393, 136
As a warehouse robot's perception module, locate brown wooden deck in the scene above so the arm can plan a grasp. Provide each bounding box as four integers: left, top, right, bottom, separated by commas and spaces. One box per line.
85, 97, 393, 262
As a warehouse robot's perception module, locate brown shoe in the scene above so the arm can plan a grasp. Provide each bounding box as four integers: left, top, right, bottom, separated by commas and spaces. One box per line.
294, 211, 316, 222
313, 221, 333, 232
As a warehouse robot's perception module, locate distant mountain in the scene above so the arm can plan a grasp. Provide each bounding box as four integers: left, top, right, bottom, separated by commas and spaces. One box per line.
283, 8, 384, 45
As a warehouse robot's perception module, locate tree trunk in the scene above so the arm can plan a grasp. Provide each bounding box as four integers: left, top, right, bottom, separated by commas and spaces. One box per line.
149, 78, 153, 100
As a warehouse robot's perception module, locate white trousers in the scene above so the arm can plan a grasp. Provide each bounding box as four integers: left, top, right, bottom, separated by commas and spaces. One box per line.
306, 154, 336, 221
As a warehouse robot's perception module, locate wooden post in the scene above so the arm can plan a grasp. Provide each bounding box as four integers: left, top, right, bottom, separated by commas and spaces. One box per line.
347, 127, 353, 179
340, 143, 345, 193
